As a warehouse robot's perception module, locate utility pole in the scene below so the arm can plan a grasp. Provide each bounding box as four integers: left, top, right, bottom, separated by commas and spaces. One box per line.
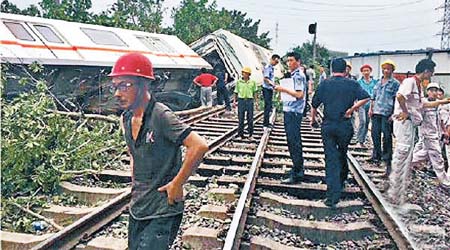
312, 23, 317, 67
308, 22, 317, 66
275, 22, 279, 51
437, 0, 450, 49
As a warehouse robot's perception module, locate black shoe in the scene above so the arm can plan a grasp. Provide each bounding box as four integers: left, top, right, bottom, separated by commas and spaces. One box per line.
367, 158, 380, 164
325, 198, 338, 208
281, 175, 303, 184
383, 163, 392, 178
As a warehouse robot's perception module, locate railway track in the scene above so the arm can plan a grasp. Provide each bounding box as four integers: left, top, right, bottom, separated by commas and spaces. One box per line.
1, 106, 229, 250
4, 106, 442, 249
9, 107, 260, 250
177, 108, 418, 250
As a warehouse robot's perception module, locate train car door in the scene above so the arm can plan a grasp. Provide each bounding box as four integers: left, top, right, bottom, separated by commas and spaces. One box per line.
25, 22, 83, 63
0, 19, 56, 63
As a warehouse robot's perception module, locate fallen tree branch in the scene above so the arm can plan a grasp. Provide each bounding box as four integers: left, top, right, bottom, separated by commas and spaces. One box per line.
17, 64, 71, 112
47, 109, 119, 123
10, 202, 63, 230
51, 165, 99, 175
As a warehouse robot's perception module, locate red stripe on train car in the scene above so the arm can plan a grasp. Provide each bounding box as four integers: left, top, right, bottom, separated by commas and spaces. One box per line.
0, 40, 200, 58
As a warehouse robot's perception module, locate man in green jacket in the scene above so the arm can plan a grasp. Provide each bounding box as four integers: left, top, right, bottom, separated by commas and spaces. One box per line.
234, 66, 258, 140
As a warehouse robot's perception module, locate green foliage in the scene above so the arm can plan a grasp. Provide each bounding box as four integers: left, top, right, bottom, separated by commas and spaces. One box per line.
1, 0, 41, 16
1, 196, 48, 233
93, 0, 164, 33
1, 66, 126, 198
219, 9, 271, 48
39, 0, 93, 23
0, 193, 88, 233
289, 41, 331, 68
170, 0, 220, 44
170, 0, 271, 48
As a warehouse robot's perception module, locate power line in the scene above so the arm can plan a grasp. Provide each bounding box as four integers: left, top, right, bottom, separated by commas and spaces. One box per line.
220, 1, 438, 23
319, 22, 437, 35
221, 0, 433, 14
287, 0, 425, 9
275, 21, 279, 50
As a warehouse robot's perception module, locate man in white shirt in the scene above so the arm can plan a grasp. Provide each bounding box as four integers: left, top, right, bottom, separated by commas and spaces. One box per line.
387, 59, 450, 206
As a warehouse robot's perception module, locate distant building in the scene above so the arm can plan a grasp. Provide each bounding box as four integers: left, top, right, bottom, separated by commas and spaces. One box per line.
329, 50, 349, 58
335, 49, 450, 90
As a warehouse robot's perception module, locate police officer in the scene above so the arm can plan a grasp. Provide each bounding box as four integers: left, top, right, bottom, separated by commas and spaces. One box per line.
274, 52, 307, 184
262, 54, 281, 129
310, 58, 370, 207
110, 53, 209, 250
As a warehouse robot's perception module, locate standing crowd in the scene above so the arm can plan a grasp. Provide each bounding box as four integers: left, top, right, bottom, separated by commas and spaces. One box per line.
193, 54, 450, 209
315, 58, 450, 208
109, 51, 450, 249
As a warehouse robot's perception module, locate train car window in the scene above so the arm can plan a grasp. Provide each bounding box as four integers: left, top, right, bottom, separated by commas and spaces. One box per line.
81, 28, 127, 47
3, 22, 35, 41
136, 36, 176, 53
34, 25, 64, 43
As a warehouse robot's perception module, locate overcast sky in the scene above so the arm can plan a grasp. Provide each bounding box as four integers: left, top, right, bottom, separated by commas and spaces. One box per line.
11, 0, 446, 55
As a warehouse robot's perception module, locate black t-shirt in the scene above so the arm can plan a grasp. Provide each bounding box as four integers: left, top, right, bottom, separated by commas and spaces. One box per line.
312, 76, 369, 123
123, 97, 192, 220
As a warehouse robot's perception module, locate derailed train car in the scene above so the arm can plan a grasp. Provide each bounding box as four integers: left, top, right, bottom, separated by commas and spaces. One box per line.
341, 49, 450, 88
190, 29, 282, 97
0, 13, 212, 112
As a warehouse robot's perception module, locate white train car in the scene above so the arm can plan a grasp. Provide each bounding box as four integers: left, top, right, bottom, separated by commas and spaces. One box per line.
341, 50, 450, 89
0, 13, 212, 112
190, 29, 282, 87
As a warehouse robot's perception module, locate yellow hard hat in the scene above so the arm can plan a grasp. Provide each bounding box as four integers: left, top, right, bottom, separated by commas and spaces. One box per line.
241, 66, 252, 74
381, 59, 396, 70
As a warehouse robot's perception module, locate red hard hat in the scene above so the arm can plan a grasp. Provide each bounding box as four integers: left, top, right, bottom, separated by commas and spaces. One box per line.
360, 64, 372, 72
108, 53, 155, 80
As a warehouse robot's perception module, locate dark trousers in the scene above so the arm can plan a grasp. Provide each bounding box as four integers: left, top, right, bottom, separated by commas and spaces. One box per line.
217, 85, 231, 111
262, 88, 273, 126
128, 214, 183, 250
284, 112, 304, 177
238, 98, 254, 137
371, 114, 393, 164
322, 120, 353, 202
303, 85, 309, 117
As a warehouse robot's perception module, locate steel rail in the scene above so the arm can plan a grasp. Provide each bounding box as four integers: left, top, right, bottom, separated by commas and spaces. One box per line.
347, 154, 418, 250
314, 106, 417, 250
223, 108, 276, 250
182, 106, 225, 125
207, 111, 264, 153
32, 109, 262, 250
32, 190, 131, 250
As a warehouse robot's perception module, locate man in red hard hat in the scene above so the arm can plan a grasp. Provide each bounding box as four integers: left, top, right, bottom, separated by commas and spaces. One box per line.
109, 52, 208, 250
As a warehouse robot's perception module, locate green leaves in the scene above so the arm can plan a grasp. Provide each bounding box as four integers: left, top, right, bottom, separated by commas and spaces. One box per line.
1, 75, 125, 199
289, 41, 331, 68
171, 0, 271, 48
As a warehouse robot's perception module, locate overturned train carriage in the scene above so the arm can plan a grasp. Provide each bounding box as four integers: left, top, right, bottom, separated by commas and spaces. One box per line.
0, 13, 212, 113
190, 29, 281, 96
